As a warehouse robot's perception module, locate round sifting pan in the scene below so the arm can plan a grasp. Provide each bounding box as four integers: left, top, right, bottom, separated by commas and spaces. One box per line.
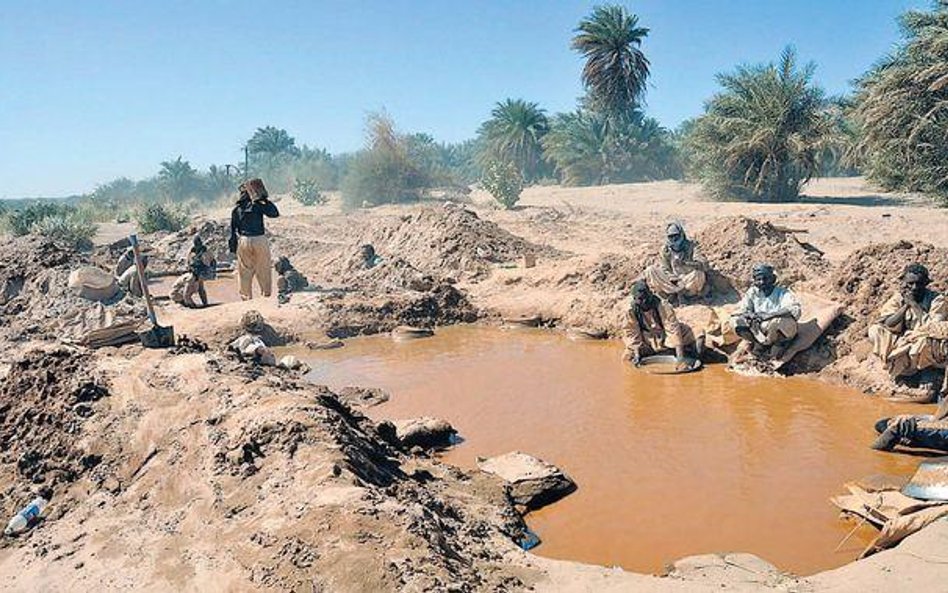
635, 354, 702, 375
391, 325, 434, 341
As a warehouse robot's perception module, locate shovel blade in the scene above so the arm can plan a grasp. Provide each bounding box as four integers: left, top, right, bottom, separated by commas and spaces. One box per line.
139, 325, 175, 348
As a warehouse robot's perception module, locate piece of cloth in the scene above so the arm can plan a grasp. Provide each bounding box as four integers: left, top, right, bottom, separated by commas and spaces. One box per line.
869, 290, 947, 362
644, 264, 707, 298
623, 298, 693, 355
170, 273, 201, 306
230, 198, 279, 239
237, 235, 272, 299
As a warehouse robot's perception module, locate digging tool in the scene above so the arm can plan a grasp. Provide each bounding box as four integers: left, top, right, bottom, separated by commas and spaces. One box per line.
129, 234, 175, 348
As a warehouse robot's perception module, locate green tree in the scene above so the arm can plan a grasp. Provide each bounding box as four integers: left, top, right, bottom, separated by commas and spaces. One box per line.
481, 161, 523, 209
851, 1, 948, 202
247, 126, 301, 172
207, 165, 239, 198
477, 99, 550, 183
544, 109, 680, 185
571, 4, 650, 121
683, 48, 841, 202
158, 157, 201, 200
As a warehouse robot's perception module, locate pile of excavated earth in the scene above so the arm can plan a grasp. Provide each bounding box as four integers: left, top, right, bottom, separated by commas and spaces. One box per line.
1, 185, 947, 591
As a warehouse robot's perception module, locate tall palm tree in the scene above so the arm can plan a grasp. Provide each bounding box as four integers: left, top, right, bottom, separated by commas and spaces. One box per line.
684, 47, 841, 202
158, 156, 200, 199
477, 99, 550, 183
571, 5, 650, 122
246, 126, 301, 171
851, 2, 948, 202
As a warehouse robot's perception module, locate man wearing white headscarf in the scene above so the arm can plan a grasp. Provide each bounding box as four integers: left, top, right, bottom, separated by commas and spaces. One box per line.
644, 222, 708, 303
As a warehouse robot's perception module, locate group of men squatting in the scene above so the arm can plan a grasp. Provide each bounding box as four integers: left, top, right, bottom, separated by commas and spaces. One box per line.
623, 222, 948, 453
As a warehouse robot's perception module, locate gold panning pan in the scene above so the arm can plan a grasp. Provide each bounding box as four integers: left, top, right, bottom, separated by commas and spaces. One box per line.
902, 459, 948, 501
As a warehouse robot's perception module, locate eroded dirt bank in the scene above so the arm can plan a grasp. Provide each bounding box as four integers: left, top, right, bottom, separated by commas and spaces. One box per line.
1, 178, 947, 591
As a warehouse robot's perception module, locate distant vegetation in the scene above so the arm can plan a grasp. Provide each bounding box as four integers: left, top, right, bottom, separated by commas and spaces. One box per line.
684, 48, 842, 202
1, 202, 97, 249
135, 203, 189, 233
4, 3, 948, 215
850, 1, 948, 204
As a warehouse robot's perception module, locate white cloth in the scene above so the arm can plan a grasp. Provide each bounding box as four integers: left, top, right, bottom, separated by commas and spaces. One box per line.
734, 286, 801, 319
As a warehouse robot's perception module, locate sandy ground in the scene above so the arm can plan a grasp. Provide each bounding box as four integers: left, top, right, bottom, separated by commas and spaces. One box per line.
0, 177, 947, 591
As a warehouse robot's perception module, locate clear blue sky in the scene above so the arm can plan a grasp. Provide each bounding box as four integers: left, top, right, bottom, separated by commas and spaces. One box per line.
0, 0, 928, 198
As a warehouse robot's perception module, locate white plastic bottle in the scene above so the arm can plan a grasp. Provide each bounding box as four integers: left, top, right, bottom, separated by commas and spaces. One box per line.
4, 497, 48, 536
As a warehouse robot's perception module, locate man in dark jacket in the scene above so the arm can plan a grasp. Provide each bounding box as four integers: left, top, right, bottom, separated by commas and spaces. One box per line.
229, 178, 279, 300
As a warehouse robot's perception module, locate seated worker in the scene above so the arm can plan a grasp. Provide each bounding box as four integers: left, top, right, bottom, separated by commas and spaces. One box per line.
623, 280, 702, 369
643, 222, 708, 303
117, 253, 147, 298
868, 264, 947, 380
731, 263, 801, 360
171, 236, 215, 308
274, 256, 309, 296
360, 244, 382, 269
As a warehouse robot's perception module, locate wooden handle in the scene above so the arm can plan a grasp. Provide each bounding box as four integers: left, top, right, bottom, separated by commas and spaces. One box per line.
129, 234, 158, 326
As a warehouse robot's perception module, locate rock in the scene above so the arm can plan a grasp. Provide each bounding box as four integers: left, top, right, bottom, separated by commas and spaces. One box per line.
277, 355, 309, 372
338, 386, 390, 408
68, 267, 118, 302
306, 339, 344, 350
393, 417, 456, 450
477, 452, 576, 510
229, 334, 276, 366
391, 325, 434, 341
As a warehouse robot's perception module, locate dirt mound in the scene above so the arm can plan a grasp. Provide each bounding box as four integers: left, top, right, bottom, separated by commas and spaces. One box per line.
376, 204, 550, 279
0, 349, 532, 590
827, 241, 948, 351
324, 283, 479, 338
695, 216, 829, 291
0, 349, 109, 524
0, 236, 144, 342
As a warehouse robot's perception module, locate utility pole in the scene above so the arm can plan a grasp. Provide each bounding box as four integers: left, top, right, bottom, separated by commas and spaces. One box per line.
244, 145, 250, 180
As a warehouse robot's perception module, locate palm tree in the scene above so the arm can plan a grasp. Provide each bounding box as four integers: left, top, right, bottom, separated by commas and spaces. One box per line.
684, 47, 841, 202
477, 99, 550, 183
543, 110, 678, 185
851, 2, 948, 202
571, 5, 650, 122
158, 156, 200, 200
246, 126, 301, 171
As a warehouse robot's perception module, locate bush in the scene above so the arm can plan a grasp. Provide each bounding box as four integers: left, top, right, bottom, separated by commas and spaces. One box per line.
481, 161, 523, 209
30, 213, 97, 250
292, 178, 326, 206
136, 203, 189, 233
341, 113, 432, 209
5, 202, 75, 236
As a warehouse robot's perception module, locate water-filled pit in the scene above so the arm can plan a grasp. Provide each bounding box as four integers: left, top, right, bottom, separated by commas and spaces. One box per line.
279, 325, 920, 575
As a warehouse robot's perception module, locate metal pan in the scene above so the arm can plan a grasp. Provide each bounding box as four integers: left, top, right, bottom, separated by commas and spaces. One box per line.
635, 354, 703, 375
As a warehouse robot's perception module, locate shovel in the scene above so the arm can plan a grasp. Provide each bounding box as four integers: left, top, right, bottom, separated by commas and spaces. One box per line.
129, 234, 175, 348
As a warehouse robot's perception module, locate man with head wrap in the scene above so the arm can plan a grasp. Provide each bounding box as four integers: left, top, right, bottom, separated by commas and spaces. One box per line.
623, 280, 701, 369
643, 222, 708, 304
229, 178, 279, 300
867, 263, 947, 381
731, 263, 801, 360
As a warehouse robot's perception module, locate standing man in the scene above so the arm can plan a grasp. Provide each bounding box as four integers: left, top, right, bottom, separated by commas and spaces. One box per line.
731, 263, 801, 360
229, 178, 279, 300
644, 222, 709, 304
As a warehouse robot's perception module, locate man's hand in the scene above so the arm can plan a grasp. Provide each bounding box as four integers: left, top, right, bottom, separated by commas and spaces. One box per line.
632, 351, 642, 366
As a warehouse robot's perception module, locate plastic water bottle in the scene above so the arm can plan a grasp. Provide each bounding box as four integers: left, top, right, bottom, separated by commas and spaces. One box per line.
4, 497, 48, 536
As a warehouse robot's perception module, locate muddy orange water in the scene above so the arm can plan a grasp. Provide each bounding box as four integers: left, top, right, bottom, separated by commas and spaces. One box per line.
281, 326, 923, 575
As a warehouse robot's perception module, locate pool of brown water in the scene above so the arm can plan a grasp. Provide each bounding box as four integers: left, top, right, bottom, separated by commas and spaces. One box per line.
281, 326, 922, 575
